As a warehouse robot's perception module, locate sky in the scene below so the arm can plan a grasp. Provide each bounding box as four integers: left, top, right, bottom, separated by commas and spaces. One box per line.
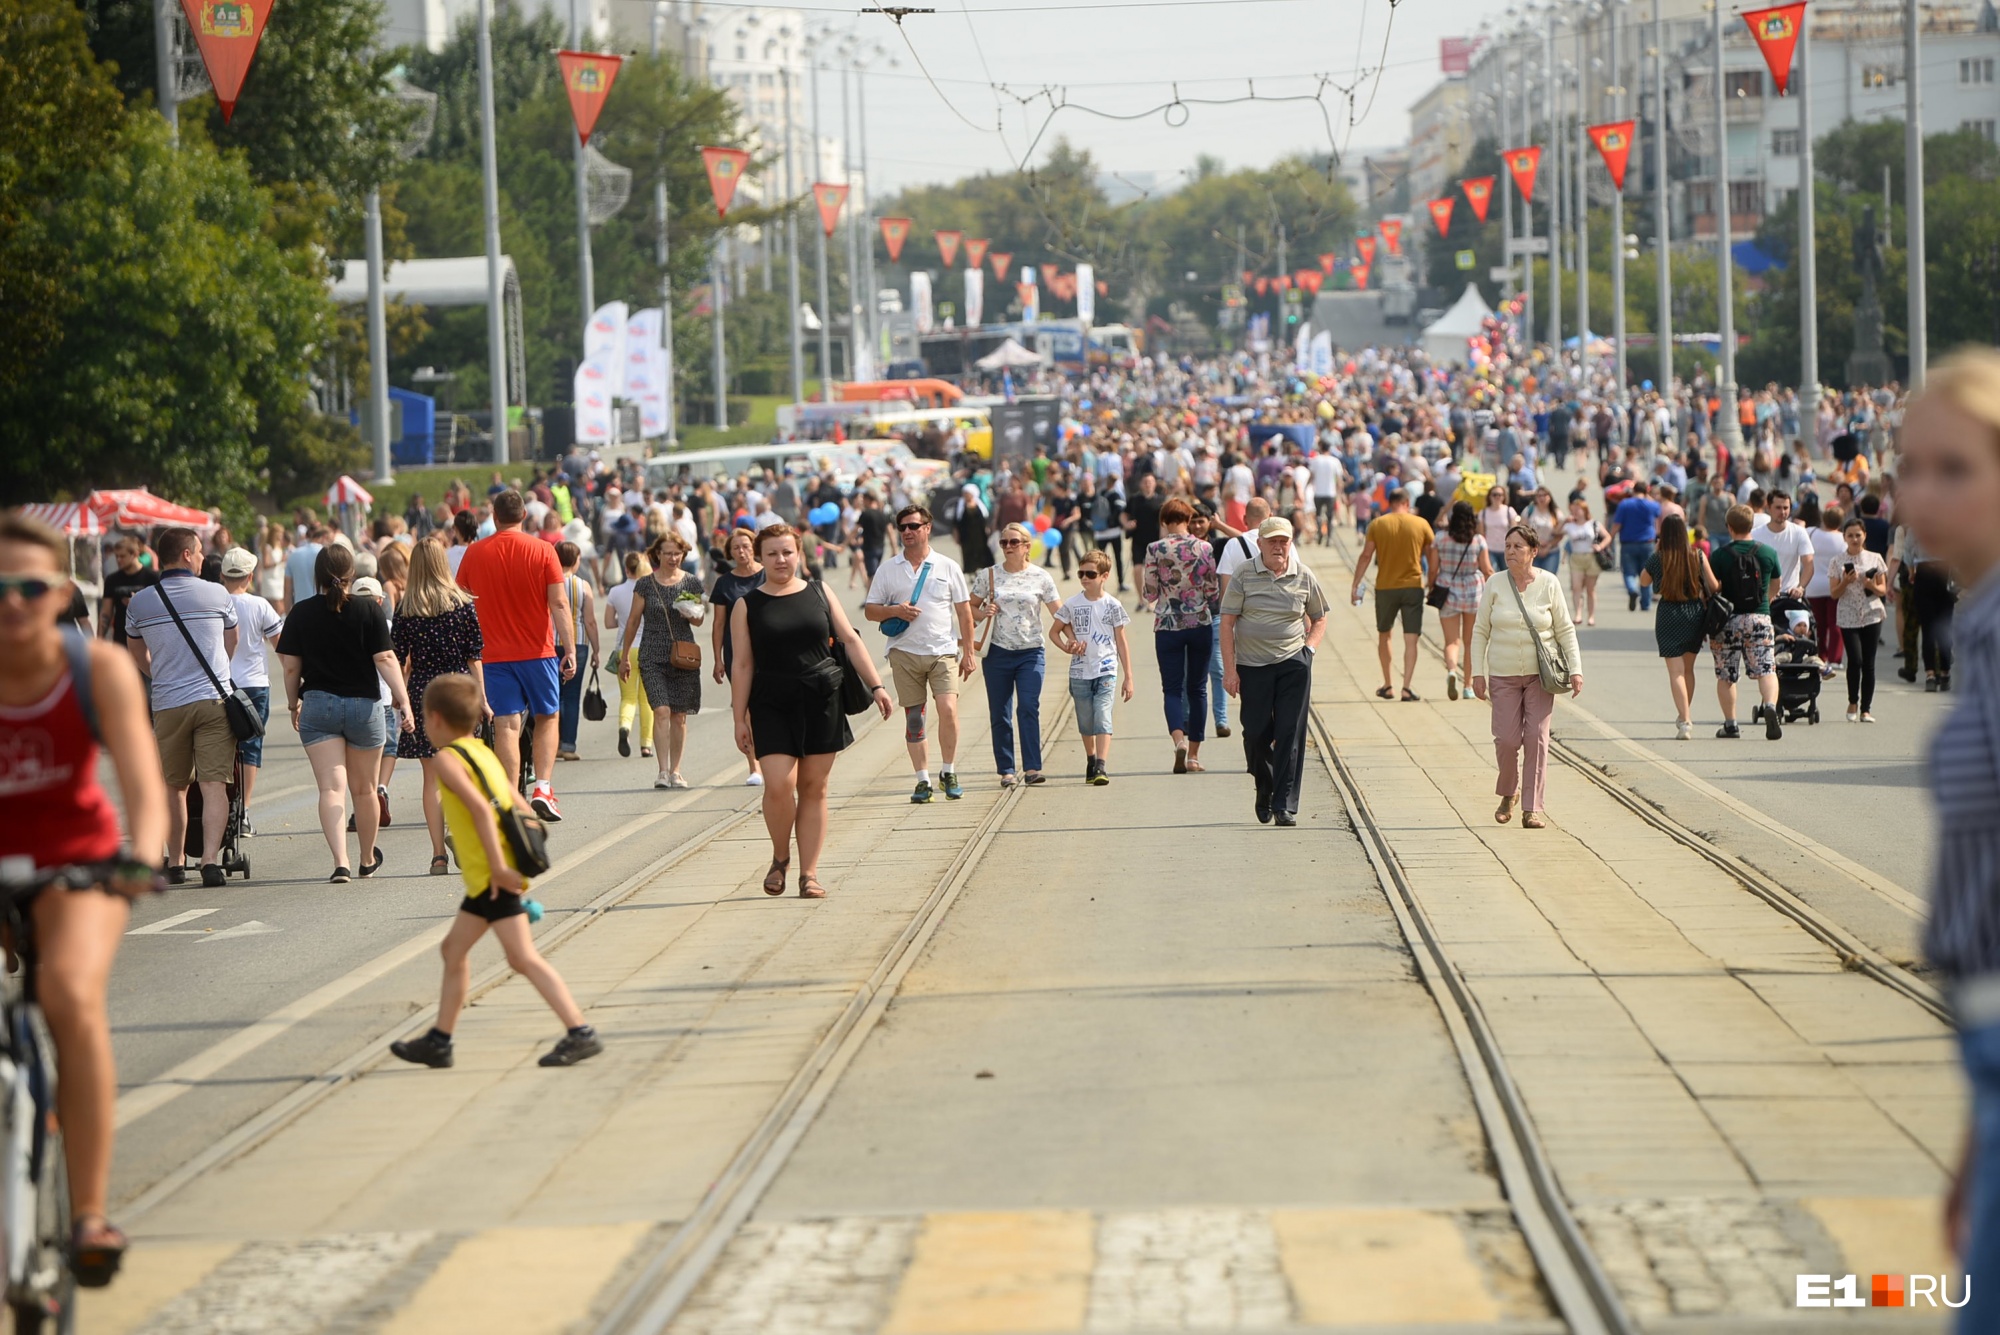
790, 0, 1519, 196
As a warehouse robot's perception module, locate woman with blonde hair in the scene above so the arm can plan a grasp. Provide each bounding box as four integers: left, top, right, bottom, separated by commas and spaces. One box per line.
604, 549, 655, 759
1471, 522, 1584, 830
618, 532, 704, 788
259, 521, 290, 611
973, 520, 1061, 785
390, 537, 487, 874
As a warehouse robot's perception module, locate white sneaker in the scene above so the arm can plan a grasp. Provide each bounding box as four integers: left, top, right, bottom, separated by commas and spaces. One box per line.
745, 773, 764, 786
1674, 720, 1692, 741
670, 773, 690, 789
1847, 707, 1860, 722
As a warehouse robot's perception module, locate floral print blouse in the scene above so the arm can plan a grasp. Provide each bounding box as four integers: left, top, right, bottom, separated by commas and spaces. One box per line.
1142, 534, 1219, 631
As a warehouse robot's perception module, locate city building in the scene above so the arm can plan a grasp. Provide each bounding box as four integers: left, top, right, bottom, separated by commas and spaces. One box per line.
1407, 79, 1472, 211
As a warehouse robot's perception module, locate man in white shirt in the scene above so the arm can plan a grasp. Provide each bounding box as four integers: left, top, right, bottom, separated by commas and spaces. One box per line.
1752, 490, 1815, 598
1222, 457, 1256, 530
1308, 449, 1341, 545
865, 505, 976, 804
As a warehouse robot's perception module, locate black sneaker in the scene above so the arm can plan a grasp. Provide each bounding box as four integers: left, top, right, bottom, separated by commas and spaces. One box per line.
1090, 764, 1110, 786
200, 863, 225, 888
618, 727, 631, 758
1628, 592, 1639, 612
1716, 722, 1741, 739
539, 1031, 603, 1067
1274, 811, 1298, 827
391, 1032, 454, 1068
166, 865, 187, 886
1765, 711, 1783, 741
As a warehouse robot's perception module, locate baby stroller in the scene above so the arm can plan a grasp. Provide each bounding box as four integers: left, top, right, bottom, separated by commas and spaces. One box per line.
1764, 595, 1824, 725
182, 757, 252, 879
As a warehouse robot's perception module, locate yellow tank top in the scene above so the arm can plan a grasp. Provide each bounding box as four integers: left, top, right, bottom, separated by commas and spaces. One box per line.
439, 739, 529, 895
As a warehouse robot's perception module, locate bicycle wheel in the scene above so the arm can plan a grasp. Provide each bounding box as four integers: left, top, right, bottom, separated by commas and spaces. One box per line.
8, 1021, 75, 1335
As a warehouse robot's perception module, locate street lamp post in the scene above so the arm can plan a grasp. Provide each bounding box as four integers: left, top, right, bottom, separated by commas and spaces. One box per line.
1713, 0, 1743, 451
1798, 8, 1819, 409
365, 189, 393, 484
1654, 0, 1673, 406
1547, 9, 1564, 349
477, 0, 510, 465
712, 235, 728, 429
1610, 0, 1627, 391
570, 0, 595, 335
782, 66, 805, 406
1904, 0, 1927, 387
808, 39, 836, 400
839, 56, 863, 381
1576, 6, 1592, 354
655, 177, 678, 446
154, 0, 178, 136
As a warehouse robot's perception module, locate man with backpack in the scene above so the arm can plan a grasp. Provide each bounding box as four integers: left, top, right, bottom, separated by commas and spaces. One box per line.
1707, 505, 1785, 740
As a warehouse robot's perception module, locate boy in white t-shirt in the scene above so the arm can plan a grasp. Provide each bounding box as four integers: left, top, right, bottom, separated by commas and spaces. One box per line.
1051, 551, 1133, 785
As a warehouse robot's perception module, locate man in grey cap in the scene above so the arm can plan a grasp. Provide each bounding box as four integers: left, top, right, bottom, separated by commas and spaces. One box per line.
1220, 517, 1328, 826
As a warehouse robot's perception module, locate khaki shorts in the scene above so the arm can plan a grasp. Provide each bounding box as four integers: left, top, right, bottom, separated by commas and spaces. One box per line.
155, 699, 236, 786
888, 649, 959, 707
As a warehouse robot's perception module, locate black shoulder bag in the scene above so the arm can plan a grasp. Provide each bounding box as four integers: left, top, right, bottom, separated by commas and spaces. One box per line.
154, 579, 265, 742
812, 581, 875, 716
446, 742, 552, 876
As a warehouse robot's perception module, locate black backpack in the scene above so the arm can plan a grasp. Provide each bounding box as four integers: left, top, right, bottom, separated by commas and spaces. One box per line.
1720, 543, 1768, 611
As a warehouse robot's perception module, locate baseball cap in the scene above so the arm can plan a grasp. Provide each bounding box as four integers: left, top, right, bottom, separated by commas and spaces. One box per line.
1257, 517, 1295, 540
219, 547, 257, 579
351, 576, 384, 600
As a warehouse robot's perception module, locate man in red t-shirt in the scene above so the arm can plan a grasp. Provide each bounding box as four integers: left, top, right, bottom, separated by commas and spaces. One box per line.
454, 490, 576, 821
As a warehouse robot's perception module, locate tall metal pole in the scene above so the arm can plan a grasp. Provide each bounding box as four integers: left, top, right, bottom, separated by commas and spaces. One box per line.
655, 178, 678, 446
810, 50, 835, 401
857, 69, 880, 378
1798, 9, 1819, 408
154, 0, 178, 135
783, 68, 806, 405
1611, 0, 1628, 391
365, 189, 393, 484
1576, 10, 1591, 352
712, 237, 728, 428
1655, 0, 1673, 404
1904, 0, 1927, 387
478, 0, 510, 465
1548, 11, 1564, 350
1714, 0, 1743, 451
1500, 50, 1515, 304
571, 0, 595, 335
1520, 38, 1536, 342
840, 61, 863, 380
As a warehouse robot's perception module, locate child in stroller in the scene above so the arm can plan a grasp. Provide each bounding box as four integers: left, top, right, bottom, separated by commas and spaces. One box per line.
1764, 595, 1825, 725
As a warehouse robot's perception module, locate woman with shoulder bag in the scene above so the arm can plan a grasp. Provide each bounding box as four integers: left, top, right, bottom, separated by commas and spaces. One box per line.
617, 533, 703, 790
1560, 498, 1611, 626
731, 525, 892, 899
1427, 501, 1492, 702
1637, 514, 1717, 740
1471, 522, 1585, 830
972, 522, 1061, 786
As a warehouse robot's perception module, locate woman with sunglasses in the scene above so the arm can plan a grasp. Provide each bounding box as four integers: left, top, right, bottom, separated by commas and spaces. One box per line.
970, 522, 1061, 786
0, 512, 169, 1285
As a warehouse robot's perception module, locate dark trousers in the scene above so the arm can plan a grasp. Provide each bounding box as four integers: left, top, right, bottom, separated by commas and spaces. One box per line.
1239, 652, 1313, 817
1841, 623, 1881, 711
1915, 564, 1957, 677
558, 642, 591, 750
983, 644, 1045, 774
1156, 625, 1213, 744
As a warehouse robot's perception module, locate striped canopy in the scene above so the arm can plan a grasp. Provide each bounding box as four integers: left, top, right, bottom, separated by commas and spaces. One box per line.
326, 475, 375, 508
19, 503, 104, 535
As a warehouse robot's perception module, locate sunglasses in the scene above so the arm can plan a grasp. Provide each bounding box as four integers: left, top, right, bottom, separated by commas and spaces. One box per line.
1079, 570, 1106, 579
897, 522, 929, 532
999, 538, 1028, 548
0, 576, 58, 601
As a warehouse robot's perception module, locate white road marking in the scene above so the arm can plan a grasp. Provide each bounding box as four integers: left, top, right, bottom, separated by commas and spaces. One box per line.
200, 920, 282, 942
128, 908, 223, 936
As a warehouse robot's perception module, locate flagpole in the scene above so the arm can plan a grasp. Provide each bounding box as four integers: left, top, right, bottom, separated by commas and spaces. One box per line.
809, 47, 835, 402
478, 0, 509, 466
1904, 0, 1926, 387
840, 60, 862, 385
1714, 0, 1744, 453
1547, 8, 1563, 351
1611, 0, 1628, 393
712, 237, 728, 429
1655, 0, 1673, 411
1500, 47, 1515, 307
1798, 5, 1820, 409
570, 0, 595, 340
154, 0, 178, 137
1518, 37, 1536, 344
1576, 6, 1590, 357
782, 67, 805, 407
365, 188, 393, 484
656, 178, 678, 447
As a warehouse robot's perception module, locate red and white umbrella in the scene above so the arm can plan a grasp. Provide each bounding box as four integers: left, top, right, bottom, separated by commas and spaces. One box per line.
18, 503, 104, 536
326, 475, 375, 508
84, 489, 215, 530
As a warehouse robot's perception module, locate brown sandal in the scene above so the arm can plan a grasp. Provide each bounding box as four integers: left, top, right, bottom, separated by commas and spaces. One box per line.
798, 871, 828, 899
1495, 795, 1517, 824
762, 859, 789, 896
1522, 811, 1548, 830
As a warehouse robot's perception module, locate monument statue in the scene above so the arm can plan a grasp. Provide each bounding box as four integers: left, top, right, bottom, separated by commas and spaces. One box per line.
1847, 203, 1893, 387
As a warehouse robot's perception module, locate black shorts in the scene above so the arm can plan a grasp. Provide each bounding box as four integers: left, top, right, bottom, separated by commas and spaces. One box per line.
459, 888, 528, 922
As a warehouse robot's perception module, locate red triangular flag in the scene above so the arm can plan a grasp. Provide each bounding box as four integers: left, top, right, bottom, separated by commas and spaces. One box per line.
1299, 270, 1324, 295
1353, 262, 1371, 291
1016, 282, 1036, 307
1588, 120, 1638, 192
556, 50, 623, 145
965, 238, 989, 270
935, 230, 962, 266
880, 217, 912, 261
1095, 279, 1108, 296
1318, 252, 1336, 274
1503, 146, 1543, 203
1379, 218, 1404, 257
1254, 277, 1269, 296
990, 250, 1013, 280
1040, 262, 1060, 289
1428, 197, 1456, 235
699, 146, 750, 218
179, 0, 272, 123
1461, 177, 1495, 223
1743, 3, 1807, 95
811, 183, 848, 238
1357, 235, 1378, 264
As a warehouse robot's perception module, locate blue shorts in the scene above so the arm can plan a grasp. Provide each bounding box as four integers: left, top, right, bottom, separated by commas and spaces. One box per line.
382, 704, 400, 758
236, 686, 270, 767
1069, 674, 1115, 736
486, 657, 561, 718
298, 690, 388, 750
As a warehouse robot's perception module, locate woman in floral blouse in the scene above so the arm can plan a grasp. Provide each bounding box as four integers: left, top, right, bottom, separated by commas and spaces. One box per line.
1142, 498, 1220, 774
970, 522, 1062, 786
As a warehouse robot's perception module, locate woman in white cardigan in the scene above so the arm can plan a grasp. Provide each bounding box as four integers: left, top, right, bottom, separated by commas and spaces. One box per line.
1471, 521, 1586, 828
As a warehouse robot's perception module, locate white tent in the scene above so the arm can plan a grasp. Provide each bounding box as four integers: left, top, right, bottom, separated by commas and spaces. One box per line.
975, 338, 1043, 371
1419, 284, 1495, 366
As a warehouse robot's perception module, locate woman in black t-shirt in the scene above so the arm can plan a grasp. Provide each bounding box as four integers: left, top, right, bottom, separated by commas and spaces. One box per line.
277, 545, 415, 883
707, 528, 765, 786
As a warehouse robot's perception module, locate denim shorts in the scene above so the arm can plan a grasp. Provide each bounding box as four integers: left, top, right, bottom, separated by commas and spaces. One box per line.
1070, 674, 1115, 736
236, 686, 270, 767
298, 690, 389, 750
382, 704, 400, 759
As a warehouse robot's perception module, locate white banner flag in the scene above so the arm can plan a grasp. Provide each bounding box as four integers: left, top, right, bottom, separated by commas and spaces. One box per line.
1075, 263, 1094, 326
911, 271, 934, 334
585, 301, 628, 380
964, 267, 984, 327
574, 358, 616, 444
1294, 320, 1312, 372
623, 308, 661, 398
1311, 330, 1334, 377
638, 344, 670, 439
1019, 266, 1039, 323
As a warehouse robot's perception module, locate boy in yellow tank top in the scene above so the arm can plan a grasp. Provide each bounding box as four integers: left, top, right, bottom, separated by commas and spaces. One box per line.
390, 674, 601, 1069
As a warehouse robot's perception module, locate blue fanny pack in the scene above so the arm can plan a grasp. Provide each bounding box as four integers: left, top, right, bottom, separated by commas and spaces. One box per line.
879, 561, 932, 638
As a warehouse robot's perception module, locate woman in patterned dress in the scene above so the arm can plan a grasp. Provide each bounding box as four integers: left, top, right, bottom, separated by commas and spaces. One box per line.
1429, 501, 1493, 701
391, 537, 487, 874
619, 533, 704, 789
1141, 498, 1220, 773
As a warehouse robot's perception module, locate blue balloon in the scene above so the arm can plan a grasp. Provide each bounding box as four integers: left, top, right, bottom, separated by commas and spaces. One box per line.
809, 502, 839, 526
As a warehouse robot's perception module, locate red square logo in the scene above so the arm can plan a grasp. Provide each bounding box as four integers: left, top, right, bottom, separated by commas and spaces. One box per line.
1873, 1274, 1905, 1307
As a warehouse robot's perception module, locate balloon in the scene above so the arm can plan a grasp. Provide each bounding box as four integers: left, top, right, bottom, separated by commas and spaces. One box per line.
809, 502, 839, 526
1033, 514, 1052, 532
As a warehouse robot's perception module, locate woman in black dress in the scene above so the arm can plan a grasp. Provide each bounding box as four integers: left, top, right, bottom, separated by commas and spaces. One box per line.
618, 533, 704, 789
391, 537, 486, 874
730, 524, 891, 899
955, 483, 994, 575
1638, 513, 1716, 742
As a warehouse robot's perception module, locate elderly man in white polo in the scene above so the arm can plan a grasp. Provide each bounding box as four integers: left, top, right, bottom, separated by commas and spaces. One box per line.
1220, 516, 1329, 827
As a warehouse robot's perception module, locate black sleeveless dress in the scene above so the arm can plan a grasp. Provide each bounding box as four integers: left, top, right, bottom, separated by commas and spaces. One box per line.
745, 583, 852, 758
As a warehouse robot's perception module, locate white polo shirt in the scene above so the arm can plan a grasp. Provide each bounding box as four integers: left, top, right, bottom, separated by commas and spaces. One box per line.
866, 549, 971, 658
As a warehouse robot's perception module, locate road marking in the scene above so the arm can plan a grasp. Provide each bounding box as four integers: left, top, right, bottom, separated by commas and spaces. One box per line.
881, 1211, 1094, 1335
128, 908, 223, 936
1271, 1207, 1502, 1325
379, 1224, 651, 1335
200, 920, 282, 941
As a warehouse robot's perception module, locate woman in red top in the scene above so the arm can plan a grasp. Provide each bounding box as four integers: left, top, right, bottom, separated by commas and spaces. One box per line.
0, 512, 166, 1285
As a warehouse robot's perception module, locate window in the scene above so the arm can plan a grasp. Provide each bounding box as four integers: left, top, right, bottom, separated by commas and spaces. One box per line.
1729, 180, 1764, 216
1966, 117, 1999, 141
1962, 57, 1995, 83
1772, 128, 1800, 155
735, 43, 746, 59
1862, 65, 1899, 88
1688, 181, 1714, 215
1725, 70, 1764, 99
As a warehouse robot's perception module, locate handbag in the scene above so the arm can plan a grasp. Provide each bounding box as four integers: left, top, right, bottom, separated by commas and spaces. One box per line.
154, 578, 265, 742
1593, 524, 1617, 572
1504, 571, 1574, 697
1427, 541, 1469, 609
447, 742, 552, 876
582, 670, 607, 721
878, 561, 931, 638
650, 578, 703, 671
812, 581, 875, 716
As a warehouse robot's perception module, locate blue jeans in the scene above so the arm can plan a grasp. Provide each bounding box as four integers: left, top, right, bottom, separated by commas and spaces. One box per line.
1963, 1019, 2000, 1327
1156, 625, 1213, 743
236, 686, 270, 767
1205, 628, 1228, 727
1070, 674, 1115, 736
983, 644, 1045, 774
558, 643, 591, 750
1620, 540, 1656, 610
1533, 550, 1562, 575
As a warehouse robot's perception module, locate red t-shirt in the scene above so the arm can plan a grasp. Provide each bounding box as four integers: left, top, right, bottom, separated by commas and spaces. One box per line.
0, 668, 120, 868
455, 529, 561, 663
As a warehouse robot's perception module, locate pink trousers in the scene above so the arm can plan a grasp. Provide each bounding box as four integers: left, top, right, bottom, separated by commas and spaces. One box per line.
1489, 674, 1555, 811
